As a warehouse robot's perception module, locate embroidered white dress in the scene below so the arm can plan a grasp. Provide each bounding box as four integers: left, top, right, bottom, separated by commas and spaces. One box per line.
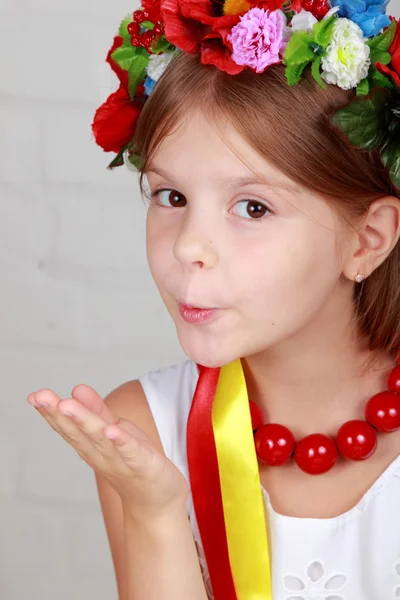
138, 360, 400, 600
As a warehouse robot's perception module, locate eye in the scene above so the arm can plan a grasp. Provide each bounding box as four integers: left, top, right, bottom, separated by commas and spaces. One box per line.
151, 189, 272, 221
232, 200, 272, 220
152, 189, 187, 207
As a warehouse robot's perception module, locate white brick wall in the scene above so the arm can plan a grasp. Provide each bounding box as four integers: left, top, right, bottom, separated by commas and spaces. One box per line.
2, 0, 400, 598
1, 1, 185, 598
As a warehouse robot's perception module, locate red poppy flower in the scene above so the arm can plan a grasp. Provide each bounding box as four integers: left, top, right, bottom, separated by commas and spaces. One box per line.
92, 85, 142, 153
161, 0, 244, 74
376, 18, 400, 88
141, 0, 163, 22
248, 0, 289, 9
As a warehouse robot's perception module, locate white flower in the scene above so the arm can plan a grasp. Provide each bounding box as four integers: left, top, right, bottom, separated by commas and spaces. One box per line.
321, 18, 370, 90
146, 51, 176, 82
290, 6, 339, 33
291, 10, 317, 33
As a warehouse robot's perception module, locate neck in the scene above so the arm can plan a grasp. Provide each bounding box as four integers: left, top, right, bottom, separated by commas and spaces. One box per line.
241, 315, 395, 437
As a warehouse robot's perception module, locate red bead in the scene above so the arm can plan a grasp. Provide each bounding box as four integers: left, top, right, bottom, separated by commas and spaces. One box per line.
254, 423, 295, 466
142, 39, 152, 51
365, 391, 400, 432
142, 30, 155, 42
313, 2, 329, 18
295, 434, 338, 475
127, 21, 140, 35
154, 24, 163, 35
336, 420, 377, 461
302, 0, 314, 10
130, 34, 141, 47
133, 10, 145, 23
388, 366, 400, 394
249, 400, 264, 431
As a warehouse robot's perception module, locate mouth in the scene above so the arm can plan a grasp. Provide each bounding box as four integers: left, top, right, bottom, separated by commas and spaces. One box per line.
177, 301, 221, 325
177, 298, 218, 310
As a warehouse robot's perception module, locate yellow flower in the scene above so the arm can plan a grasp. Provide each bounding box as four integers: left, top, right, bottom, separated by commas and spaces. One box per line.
223, 0, 251, 17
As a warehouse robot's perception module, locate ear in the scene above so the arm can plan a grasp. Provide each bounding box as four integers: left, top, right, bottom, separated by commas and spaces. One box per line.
343, 196, 400, 281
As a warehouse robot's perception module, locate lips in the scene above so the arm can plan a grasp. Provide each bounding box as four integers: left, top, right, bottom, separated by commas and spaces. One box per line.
181, 302, 213, 310
178, 303, 220, 324
177, 299, 217, 310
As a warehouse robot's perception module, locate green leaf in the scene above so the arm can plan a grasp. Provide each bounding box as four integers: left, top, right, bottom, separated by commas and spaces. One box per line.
285, 62, 309, 86
107, 146, 127, 170
111, 44, 137, 72
312, 15, 336, 48
283, 16, 336, 87
356, 78, 370, 96
283, 31, 315, 66
111, 45, 150, 98
330, 88, 389, 150
118, 14, 133, 42
127, 50, 150, 99
369, 50, 392, 65
127, 152, 142, 170
142, 20, 155, 30
381, 135, 400, 189
367, 19, 396, 53
311, 56, 325, 89
369, 66, 394, 89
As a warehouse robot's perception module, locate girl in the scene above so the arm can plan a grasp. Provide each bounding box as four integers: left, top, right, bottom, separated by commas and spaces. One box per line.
27, 1, 400, 599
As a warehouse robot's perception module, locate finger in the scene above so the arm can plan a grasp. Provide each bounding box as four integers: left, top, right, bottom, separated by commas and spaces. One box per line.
71, 384, 114, 423
58, 398, 117, 455
28, 389, 101, 459
27, 388, 60, 410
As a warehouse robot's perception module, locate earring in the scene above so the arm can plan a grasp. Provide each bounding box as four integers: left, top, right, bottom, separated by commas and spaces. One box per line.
355, 273, 364, 283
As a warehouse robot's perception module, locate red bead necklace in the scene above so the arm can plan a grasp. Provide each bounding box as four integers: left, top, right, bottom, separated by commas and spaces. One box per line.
249, 359, 400, 475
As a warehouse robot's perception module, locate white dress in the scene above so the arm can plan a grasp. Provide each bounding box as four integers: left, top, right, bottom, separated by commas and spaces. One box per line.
138, 359, 400, 600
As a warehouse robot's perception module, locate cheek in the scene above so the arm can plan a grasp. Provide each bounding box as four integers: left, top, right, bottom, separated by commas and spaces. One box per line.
145, 212, 170, 278
236, 227, 342, 322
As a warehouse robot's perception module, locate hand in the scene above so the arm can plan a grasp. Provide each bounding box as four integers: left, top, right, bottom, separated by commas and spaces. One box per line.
26, 385, 190, 518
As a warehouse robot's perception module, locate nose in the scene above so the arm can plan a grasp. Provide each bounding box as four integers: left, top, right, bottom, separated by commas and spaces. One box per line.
173, 217, 218, 270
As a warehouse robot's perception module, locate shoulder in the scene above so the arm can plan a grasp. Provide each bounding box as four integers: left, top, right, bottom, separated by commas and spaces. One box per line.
104, 378, 150, 421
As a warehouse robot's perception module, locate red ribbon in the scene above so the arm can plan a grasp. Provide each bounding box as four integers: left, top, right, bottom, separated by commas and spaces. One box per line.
187, 365, 238, 600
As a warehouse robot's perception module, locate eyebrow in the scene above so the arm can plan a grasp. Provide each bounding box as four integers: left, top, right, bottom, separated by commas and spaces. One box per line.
145, 165, 275, 189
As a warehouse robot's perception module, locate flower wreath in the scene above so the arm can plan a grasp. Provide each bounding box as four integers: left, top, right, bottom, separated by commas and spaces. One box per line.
92, 0, 400, 189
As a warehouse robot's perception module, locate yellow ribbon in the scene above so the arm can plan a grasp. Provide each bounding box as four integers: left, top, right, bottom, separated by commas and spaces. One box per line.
212, 358, 272, 599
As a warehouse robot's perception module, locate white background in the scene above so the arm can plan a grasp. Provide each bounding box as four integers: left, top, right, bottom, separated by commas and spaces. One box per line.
0, 1, 185, 598
1, 0, 399, 598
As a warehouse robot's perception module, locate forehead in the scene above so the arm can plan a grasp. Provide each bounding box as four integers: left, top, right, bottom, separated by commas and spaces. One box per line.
147, 112, 298, 191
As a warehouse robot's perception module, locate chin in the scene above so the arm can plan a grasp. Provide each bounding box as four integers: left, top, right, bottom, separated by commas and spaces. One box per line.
177, 334, 240, 369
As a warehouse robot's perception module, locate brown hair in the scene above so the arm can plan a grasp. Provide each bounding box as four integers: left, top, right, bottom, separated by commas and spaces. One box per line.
133, 52, 400, 360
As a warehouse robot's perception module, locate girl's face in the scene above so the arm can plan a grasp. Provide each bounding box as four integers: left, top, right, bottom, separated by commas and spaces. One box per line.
145, 112, 354, 367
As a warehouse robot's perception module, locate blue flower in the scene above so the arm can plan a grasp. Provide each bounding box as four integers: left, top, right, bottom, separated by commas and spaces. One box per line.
144, 76, 157, 96
331, 0, 391, 37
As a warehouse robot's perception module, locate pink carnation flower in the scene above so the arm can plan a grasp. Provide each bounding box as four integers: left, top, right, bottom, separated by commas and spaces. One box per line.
227, 8, 288, 74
